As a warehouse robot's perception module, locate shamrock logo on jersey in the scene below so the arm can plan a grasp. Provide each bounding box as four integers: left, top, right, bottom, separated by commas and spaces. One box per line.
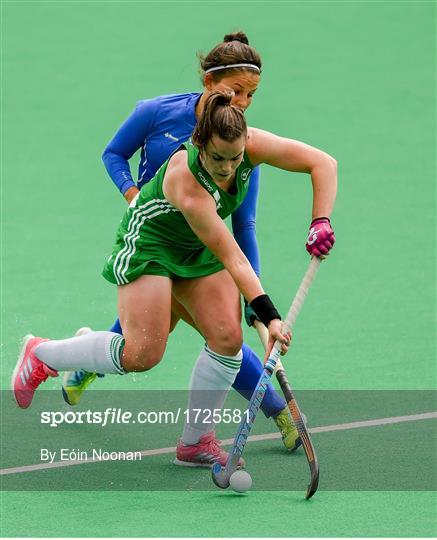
240, 168, 251, 182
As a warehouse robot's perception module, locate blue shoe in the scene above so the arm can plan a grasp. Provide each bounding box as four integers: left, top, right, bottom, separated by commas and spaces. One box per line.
62, 370, 104, 406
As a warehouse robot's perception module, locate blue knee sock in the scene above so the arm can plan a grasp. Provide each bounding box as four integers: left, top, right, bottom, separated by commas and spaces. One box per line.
109, 318, 123, 335
232, 343, 286, 418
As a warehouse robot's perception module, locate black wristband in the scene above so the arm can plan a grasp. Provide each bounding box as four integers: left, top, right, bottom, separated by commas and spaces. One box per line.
249, 294, 281, 327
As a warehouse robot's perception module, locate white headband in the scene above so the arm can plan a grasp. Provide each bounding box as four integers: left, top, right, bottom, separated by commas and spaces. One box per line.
205, 63, 260, 74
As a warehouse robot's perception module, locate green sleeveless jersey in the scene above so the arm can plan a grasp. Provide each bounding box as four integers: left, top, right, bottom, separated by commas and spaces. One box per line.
103, 140, 254, 284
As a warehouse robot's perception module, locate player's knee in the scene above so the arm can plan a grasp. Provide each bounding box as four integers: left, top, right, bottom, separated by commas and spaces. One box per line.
138, 347, 163, 370
210, 323, 242, 356
122, 343, 164, 372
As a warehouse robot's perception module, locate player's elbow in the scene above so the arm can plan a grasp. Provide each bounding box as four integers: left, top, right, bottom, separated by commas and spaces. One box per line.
327, 154, 337, 175
320, 152, 337, 174
313, 152, 337, 181
102, 146, 113, 167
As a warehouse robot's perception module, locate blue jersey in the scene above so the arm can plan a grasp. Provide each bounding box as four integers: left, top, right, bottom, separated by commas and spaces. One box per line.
102, 92, 260, 275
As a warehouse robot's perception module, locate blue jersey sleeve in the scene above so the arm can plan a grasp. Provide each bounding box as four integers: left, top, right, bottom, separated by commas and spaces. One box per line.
102, 100, 157, 195
231, 166, 261, 276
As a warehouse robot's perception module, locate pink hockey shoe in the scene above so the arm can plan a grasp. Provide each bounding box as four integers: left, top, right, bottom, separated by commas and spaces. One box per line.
12, 335, 58, 409
174, 431, 245, 468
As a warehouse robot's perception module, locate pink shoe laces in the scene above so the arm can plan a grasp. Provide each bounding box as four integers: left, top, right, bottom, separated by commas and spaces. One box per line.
201, 433, 225, 459
28, 363, 51, 389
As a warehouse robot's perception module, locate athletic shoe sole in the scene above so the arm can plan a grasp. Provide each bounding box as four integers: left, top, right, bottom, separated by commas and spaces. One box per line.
173, 458, 218, 468
11, 334, 35, 407
173, 458, 244, 469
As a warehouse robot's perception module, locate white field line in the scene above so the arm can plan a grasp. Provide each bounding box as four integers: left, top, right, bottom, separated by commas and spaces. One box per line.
1, 411, 436, 476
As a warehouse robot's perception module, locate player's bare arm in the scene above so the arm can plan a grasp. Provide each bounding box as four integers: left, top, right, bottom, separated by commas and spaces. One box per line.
123, 186, 140, 204
246, 127, 337, 219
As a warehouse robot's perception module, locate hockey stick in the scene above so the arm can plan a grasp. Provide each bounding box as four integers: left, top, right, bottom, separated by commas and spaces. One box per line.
212, 257, 321, 493
254, 319, 319, 499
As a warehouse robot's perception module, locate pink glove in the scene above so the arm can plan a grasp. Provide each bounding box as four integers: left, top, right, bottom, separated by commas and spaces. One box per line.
306, 217, 335, 257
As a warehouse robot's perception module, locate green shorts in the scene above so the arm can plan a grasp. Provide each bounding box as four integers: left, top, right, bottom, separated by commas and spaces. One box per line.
131, 261, 173, 278
102, 194, 225, 285
102, 245, 224, 285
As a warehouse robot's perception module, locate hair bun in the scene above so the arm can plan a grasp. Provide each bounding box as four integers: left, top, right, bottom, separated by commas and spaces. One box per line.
208, 89, 234, 108
223, 31, 249, 45
192, 89, 247, 150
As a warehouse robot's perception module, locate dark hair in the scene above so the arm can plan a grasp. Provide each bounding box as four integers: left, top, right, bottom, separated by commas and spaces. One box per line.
199, 31, 262, 81
192, 91, 247, 150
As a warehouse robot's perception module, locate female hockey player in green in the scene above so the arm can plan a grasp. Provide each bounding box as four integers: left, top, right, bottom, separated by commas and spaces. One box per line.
13, 90, 337, 467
